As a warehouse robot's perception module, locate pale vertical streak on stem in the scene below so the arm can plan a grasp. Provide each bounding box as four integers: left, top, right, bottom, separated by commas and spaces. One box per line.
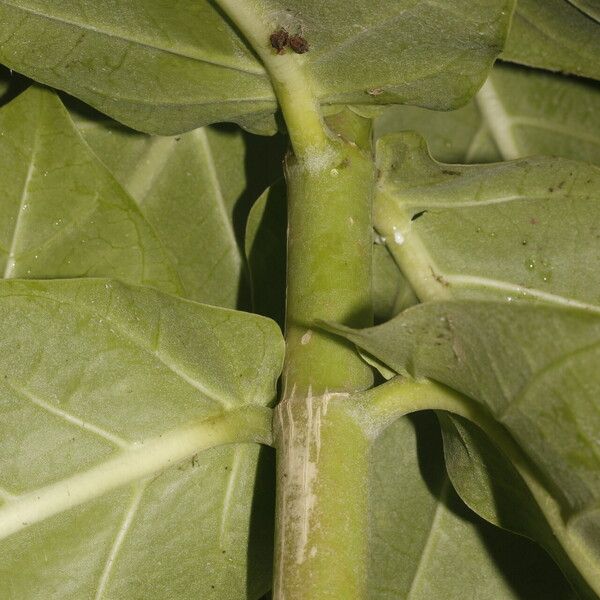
213, 0, 330, 157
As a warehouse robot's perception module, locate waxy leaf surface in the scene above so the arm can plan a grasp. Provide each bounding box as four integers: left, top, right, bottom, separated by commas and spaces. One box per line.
0, 0, 514, 134
329, 300, 600, 598
74, 110, 279, 309
0, 278, 284, 599
360, 129, 600, 596
0, 85, 285, 309
369, 412, 574, 599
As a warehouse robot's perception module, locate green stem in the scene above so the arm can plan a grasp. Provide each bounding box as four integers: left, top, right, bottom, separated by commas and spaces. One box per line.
282, 129, 375, 396
212, 5, 376, 597
273, 111, 375, 600
273, 392, 371, 599
214, 0, 329, 156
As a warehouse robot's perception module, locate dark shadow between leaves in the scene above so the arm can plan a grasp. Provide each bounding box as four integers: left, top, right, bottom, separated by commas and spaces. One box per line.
246, 445, 276, 600
423, 412, 575, 599
0, 66, 31, 107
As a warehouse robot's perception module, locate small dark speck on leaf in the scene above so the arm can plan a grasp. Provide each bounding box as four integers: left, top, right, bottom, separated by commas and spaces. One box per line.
442, 169, 460, 176
175, 136, 181, 141
270, 28, 289, 54
289, 34, 309, 54
530, 217, 539, 225
411, 210, 427, 221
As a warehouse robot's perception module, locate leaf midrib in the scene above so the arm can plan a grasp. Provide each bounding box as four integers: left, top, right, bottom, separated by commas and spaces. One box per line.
0, 0, 266, 77
0, 406, 267, 540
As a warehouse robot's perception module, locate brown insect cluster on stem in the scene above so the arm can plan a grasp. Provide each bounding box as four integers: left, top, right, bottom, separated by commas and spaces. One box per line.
270, 28, 309, 54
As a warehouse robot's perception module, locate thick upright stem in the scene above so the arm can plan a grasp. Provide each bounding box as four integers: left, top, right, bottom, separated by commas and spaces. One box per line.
282, 132, 375, 397
211, 4, 376, 596
274, 113, 375, 599
274, 393, 371, 599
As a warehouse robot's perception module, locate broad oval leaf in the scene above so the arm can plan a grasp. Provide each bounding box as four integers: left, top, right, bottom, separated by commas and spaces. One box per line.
375, 62, 600, 165
0, 278, 284, 599
0, 85, 286, 309
0, 0, 515, 134
503, 0, 600, 81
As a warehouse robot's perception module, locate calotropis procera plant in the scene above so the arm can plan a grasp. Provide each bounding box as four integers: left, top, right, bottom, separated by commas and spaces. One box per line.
0, 0, 599, 598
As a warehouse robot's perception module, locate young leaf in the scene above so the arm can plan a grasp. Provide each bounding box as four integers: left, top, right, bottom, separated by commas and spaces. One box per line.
0, 278, 284, 599
503, 0, 600, 81
0, 0, 515, 134
375, 62, 600, 165
374, 131, 600, 305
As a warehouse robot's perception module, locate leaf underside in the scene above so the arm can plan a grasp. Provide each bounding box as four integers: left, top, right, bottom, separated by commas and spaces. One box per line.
0, 0, 514, 134
0, 279, 284, 599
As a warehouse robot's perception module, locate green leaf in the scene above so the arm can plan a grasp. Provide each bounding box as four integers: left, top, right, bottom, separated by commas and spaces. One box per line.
503, 0, 600, 81
326, 300, 600, 598
359, 130, 600, 596
1, 85, 286, 308
567, 0, 600, 21
0, 86, 182, 293
0, 278, 284, 599
374, 131, 600, 305
375, 62, 600, 165
245, 181, 287, 327
0, 0, 515, 134
73, 111, 267, 308
370, 412, 574, 599
439, 411, 594, 599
